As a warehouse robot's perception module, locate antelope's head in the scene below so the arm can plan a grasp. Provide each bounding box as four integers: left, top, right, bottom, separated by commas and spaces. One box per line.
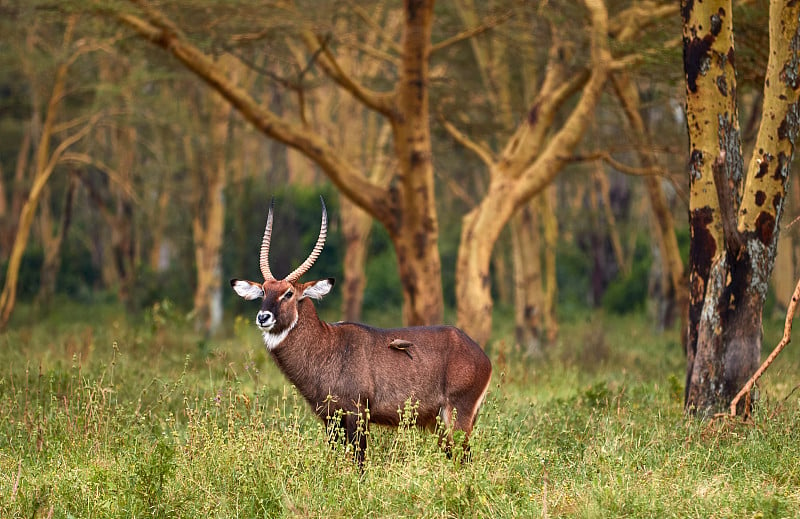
230, 197, 333, 349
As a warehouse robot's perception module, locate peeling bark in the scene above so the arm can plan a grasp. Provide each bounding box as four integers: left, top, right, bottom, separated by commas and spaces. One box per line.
683, 0, 800, 415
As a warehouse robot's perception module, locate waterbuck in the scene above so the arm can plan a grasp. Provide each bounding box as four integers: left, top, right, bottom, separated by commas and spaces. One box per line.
230, 198, 492, 464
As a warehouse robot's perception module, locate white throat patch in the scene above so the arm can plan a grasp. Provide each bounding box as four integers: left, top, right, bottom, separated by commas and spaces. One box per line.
262, 315, 298, 350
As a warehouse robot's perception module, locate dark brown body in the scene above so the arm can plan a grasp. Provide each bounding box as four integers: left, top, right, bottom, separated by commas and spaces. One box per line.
272, 298, 492, 434
231, 198, 492, 464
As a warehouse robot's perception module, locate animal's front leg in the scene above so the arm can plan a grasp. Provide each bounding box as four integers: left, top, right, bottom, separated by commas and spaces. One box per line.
343, 412, 367, 467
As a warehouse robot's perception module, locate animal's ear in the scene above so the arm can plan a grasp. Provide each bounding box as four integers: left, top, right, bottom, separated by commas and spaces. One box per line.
299, 278, 334, 300
230, 279, 265, 300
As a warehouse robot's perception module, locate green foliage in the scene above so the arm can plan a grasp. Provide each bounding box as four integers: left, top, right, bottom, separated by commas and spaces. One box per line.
555, 239, 593, 309
1, 306, 799, 517
361, 221, 403, 312
602, 240, 653, 314
131, 264, 196, 312
0, 248, 43, 301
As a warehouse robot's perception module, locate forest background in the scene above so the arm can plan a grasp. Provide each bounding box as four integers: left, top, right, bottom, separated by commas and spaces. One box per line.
2, 0, 800, 515
3, 0, 800, 401
2, 0, 796, 345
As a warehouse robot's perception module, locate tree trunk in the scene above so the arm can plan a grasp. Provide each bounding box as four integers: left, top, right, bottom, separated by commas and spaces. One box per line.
340, 198, 372, 321
683, 0, 800, 415
511, 202, 544, 355
108, 126, 138, 305
456, 0, 611, 346
148, 186, 170, 272
0, 163, 7, 255
0, 125, 32, 258
542, 185, 559, 343
36, 174, 77, 303
0, 16, 82, 329
387, 0, 443, 325
119, 0, 444, 326
610, 72, 686, 329
190, 66, 234, 334
595, 167, 629, 277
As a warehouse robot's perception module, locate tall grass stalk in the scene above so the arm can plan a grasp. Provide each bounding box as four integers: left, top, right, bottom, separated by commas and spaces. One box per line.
1, 304, 798, 517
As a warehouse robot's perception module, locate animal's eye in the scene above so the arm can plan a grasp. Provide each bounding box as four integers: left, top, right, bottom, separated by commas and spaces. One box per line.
283, 290, 294, 300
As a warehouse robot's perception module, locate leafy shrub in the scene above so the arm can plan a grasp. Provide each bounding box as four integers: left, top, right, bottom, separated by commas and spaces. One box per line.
0, 247, 43, 301
602, 238, 652, 314
601, 258, 651, 314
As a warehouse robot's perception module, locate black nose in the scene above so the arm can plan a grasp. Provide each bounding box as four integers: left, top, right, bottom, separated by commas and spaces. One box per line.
257, 311, 272, 325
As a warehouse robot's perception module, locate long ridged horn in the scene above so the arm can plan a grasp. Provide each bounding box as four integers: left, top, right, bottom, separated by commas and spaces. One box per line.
285, 196, 328, 282
260, 198, 275, 281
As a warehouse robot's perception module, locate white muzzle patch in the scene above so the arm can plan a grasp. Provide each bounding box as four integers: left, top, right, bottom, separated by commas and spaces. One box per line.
261, 315, 298, 350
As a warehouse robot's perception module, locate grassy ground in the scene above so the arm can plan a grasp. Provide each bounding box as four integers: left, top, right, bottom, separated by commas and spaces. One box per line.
1, 300, 799, 518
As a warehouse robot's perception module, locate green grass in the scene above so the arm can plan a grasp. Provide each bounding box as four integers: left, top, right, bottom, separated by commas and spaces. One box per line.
1, 302, 799, 518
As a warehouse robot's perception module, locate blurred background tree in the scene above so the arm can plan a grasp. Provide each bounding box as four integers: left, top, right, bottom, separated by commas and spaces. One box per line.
1, 0, 793, 390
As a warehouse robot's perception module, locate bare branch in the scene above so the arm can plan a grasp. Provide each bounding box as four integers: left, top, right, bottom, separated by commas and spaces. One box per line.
609, 36, 682, 71
116, 7, 390, 222
563, 151, 666, 177
430, 11, 512, 54
41, 112, 104, 181
440, 117, 496, 168
562, 149, 686, 204
609, 1, 678, 41
60, 152, 140, 204
728, 276, 800, 419
341, 40, 402, 68
127, 0, 183, 37
221, 43, 304, 91
301, 31, 395, 117
52, 109, 127, 135
345, 0, 403, 55
604, 0, 681, 71
437, 170, 476, 208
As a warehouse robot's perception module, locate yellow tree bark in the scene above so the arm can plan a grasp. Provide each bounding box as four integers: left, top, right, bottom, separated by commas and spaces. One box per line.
118, 0, 444, 326
191, 56, 238, 335
683, 0, 800, 415
0, 16, 99, 329
454, 0, 611, 346
303, 13, 399, 322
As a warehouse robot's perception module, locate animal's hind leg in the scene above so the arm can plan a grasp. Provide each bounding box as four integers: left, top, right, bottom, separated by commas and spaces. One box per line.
447, 392, 488, 461
452, 408, 475, 461
436, 405, 455, 456
449, 372, 491, 461
438, 404, 475, 459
